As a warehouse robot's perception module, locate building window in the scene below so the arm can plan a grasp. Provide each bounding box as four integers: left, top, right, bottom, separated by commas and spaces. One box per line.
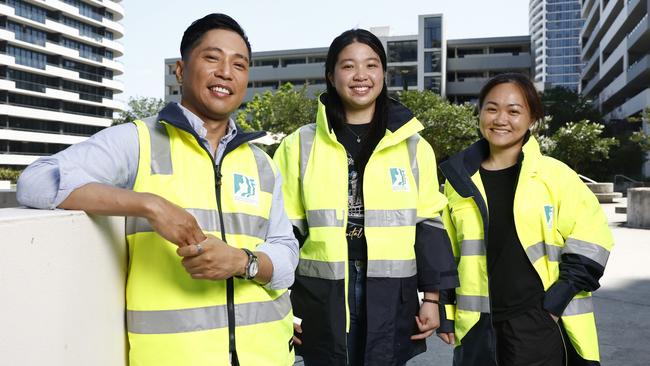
282, 58, 306, 66
387, 66, 417, 89
387, 40, 417, 62
424, 51, 441, 73
424, 76, 442, 94
7, 45, 47, 69
7, 21, 47, 46
2, 116, 103, 136
7, 0, 47, 23
6, 69, 58, 92
423, 16, 442, 49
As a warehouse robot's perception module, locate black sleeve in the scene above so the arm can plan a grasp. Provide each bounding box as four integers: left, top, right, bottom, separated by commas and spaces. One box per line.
543, 253, 605, 316
292, 225, 306, 249
437, 288, 456, 333
415, 220, 460, 293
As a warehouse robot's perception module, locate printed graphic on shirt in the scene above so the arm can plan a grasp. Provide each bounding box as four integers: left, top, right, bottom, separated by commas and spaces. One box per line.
348, 153, 364, 219
390, 167, 409, 192
544, 204, 554, 229
233, 173, 258, 204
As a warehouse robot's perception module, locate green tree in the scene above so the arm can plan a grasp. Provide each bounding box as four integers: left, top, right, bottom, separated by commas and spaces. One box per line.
236, 83, 318, 136
541, 87, 602, 133
548, 120, 618, 176
113, 97, 166, 125
0, 167, 22, 183
398, 90, 479, 162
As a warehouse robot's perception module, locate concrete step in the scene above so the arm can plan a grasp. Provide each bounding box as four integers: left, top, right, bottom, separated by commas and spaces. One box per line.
615, 206, 627, 214
586, 182, 614, 194
595, 192, 623, 203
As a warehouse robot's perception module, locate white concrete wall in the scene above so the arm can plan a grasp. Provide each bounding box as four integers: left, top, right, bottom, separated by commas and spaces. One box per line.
0, 208, 127, 366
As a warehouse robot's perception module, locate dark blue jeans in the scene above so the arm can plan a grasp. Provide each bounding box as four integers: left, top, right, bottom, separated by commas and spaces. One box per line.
347, 260, 367, 366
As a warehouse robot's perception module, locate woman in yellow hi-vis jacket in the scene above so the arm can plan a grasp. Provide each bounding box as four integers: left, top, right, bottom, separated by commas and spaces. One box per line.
438, 73, 613, 366
273, 29, 459, 366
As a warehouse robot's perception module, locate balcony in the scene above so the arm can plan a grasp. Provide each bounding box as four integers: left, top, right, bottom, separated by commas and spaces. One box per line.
250, 62, 325, 82
446, 77, 489, 96
627, 14, 650, 53
447, 53, 531, 72
604, 87, 650, 120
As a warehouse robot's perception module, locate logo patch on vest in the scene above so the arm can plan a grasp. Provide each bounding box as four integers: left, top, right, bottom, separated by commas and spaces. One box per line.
233, 173, 258, 204
389, 168, 409, 192
544, 205, 554, 229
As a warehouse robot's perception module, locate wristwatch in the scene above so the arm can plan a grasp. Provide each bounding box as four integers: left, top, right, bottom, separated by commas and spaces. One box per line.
242, 248, 259, 280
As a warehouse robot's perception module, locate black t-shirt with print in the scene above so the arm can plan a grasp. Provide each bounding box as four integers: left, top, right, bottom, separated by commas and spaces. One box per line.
335, 122, 372, 261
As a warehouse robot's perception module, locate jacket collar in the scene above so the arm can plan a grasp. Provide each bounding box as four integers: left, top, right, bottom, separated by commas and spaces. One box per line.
316, 93, 423, 149
156, 102, 265, 157
440, 133, 542, 198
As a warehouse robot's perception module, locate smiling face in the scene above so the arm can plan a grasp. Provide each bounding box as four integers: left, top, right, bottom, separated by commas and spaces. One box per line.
328, 42, 384, 119
479, 82, 535, 153
175, 28, 249, 124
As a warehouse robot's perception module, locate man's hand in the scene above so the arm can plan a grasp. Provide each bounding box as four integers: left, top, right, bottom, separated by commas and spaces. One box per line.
411, 301, 440, 340
144, 194, 206, 247
176, 234, 248, 280
292, 322, 303, 346
437, 332, 455, 345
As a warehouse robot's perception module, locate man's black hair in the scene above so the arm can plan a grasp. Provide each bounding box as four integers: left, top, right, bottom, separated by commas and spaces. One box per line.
180, 13, 252, 60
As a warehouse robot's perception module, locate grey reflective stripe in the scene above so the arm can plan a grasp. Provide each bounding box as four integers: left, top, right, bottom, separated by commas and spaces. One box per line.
562, 297, 594, 316
127, 292, 291, 334
235, 291, 292, 326
456, 295, 490, 313
250, 144, 275, 194
299, 124, 317, 181
563, 238, 610, 267
290, 218, 307, 236
421, 217, 444, 230
406, 134, 420, 190
460, 240, 486, 256
367, 259, 417, 278
298, 259, 345, 280
306, 209, 343, 227
525, 242, 562, 263
365, 209, 416, 227
142, 116, 173, 175
126, 209, 267, 239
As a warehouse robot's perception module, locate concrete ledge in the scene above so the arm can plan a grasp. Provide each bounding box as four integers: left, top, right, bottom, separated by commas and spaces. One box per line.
0, 189, 18, 208
627, 188, 650, 229
595, 192, 623, 203
586, 182, 614, 194
0, 208, 128, 365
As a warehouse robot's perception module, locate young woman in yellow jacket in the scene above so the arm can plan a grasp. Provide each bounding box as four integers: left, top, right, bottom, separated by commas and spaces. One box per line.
274, 29, 458, 365
438, 73, 613, 366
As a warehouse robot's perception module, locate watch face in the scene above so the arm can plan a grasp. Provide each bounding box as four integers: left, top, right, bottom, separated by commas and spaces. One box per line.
248, 258, 259, 279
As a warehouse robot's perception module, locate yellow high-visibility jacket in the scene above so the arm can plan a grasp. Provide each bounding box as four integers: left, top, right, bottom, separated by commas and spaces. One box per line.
274, 94, 458, 366
440, 136, 613, 366
126, 103, 293, 366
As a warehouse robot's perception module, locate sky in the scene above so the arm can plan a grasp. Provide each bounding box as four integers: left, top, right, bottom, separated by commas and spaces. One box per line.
119, 0, 530, 101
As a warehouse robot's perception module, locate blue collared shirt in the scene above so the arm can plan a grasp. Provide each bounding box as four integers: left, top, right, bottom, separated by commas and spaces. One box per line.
17, 102, 298, 290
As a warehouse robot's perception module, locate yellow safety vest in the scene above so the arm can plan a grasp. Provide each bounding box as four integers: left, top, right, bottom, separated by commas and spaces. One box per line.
441, 136, 613, 362
125, 116, 293, 366
274, 95, 448, 365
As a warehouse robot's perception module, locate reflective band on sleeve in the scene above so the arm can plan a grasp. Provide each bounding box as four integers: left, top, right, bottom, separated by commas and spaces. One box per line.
406, 134, 420, 190
562, 296, 594, 316
250, 144, 275, 194
290, 219, 307, 236
126, 209, 268, 239
460, 240, 486, 256
143, 117, 173, 175
299, 124, 317, 181
525, 242, 562, 263
456, 294, 490, 313
306, 209, 343, 227
127, 292, 291, 334
297, 259, 345, 280
365, 209, 417, 227
366, 259, 417, 278
420, 217, 445, 230
563, 238, 610, 267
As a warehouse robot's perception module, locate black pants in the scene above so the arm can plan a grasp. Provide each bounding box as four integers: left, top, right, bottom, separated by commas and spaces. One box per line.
493, 304, 565, 366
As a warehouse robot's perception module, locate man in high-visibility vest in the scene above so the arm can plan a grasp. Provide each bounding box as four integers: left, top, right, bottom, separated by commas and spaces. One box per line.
17, 13, 298, 366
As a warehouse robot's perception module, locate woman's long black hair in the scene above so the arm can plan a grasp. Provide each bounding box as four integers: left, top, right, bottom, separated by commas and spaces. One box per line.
325, 29, 389, 195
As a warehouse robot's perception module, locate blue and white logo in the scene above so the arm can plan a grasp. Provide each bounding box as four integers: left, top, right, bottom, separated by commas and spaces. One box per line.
544, 205, 554, 229
390, 168, 409, 191
234, 173, 258, 204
